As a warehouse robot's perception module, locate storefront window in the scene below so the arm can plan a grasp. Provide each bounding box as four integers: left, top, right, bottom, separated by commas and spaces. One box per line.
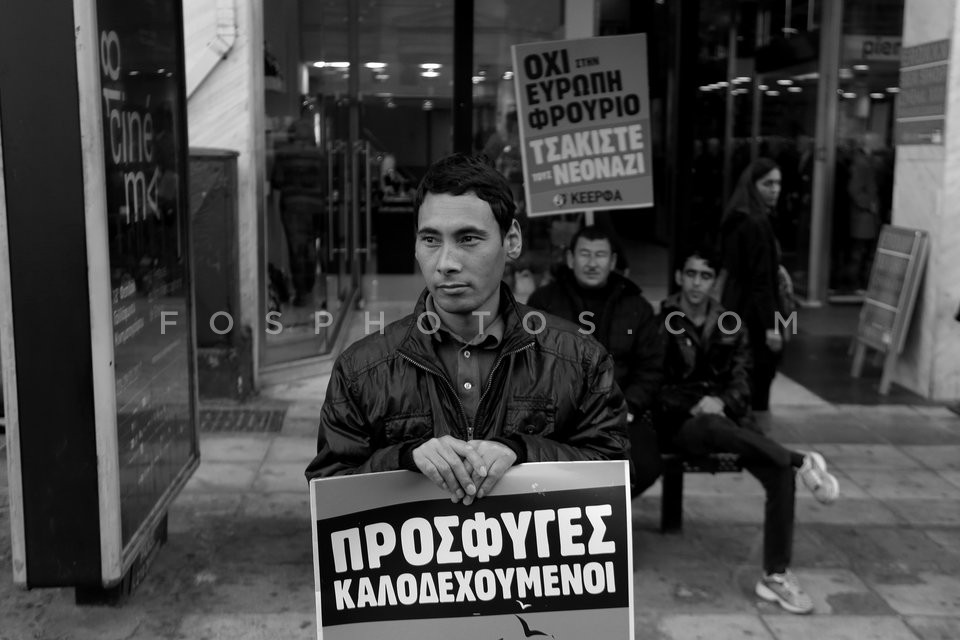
829, 0, 902, 296
472, 1, 564, 301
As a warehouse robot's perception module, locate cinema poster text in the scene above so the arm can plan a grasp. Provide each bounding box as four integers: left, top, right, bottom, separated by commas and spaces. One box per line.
512, 34, 654, 217
309, 461, 633, 640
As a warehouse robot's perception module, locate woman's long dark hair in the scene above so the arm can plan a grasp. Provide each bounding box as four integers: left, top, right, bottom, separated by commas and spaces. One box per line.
721, 157, 780, 226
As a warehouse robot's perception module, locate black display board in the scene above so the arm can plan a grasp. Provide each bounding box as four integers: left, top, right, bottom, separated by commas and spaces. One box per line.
96, 0, 197, 551
0, 0, 198, 594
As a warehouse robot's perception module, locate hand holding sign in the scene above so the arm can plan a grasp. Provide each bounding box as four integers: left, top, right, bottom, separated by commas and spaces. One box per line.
412, 435, 487, 503
467, 439, 518, 499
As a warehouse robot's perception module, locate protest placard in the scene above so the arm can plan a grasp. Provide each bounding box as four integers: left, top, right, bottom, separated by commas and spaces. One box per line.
512, 34, 654, 217
310, 461, 633, 639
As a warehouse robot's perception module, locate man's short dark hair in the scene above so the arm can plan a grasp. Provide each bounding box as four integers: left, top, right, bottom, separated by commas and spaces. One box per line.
567, 225, 615, 254
676, 245, 721, 274
413, 153, 517, 237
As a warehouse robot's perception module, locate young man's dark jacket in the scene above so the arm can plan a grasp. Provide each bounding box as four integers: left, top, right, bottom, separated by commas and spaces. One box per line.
657, 293, 757, 434
527, 267, 664, 418
305, 285, 630, 479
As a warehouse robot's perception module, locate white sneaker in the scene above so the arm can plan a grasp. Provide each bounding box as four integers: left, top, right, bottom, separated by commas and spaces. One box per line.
798, 451, 840, 504
756, 570, 814, 614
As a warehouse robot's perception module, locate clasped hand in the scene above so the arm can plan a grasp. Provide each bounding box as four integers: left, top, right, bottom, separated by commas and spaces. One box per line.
690, 395, 725, 416
411, 435, 517, 505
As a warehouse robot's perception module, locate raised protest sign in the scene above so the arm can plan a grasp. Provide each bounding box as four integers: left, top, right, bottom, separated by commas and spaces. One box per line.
310, 461, 633, 640
512, 34, 654, 217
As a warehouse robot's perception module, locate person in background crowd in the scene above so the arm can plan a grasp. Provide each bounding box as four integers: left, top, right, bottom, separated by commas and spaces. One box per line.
305, 153, 630, 503
658, 246, 840, 614
527, 226, 664, 496
716, 158, 786, 411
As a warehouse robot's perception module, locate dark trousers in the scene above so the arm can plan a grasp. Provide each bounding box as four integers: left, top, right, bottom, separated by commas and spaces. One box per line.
629, 415, 663, 497
748, 335, 782, 411
670, 413, 796, 574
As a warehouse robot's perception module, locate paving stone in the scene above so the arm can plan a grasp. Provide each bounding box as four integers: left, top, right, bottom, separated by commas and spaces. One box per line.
693, 524, 764, 567
168, 493, 244, 533
766, 417, 885, 444
658, 613, 773, 639
264, 436, 317, 463
683, 494, 764, 524
905, 616, 960, 640
182, 461, 260, 492
841, 469, 959, 500
813, 444, 925, 470
683, 472, 766, 497
281, 416, 322, 437
241, 491, 310, 520
936, 470, 960, 491
633, 612, 669, 640
632, 562, 756, 614
198, 434, 272, 462
633, 529, 710, 568
923, 529, 960, 559
910, 406, 959, 419
178, 613, 316, 639
869, 571, 960, 616
882, 499, 960, 526
761, 615, 920, 639
284, 401, 325, 420
862, 420, 960, 445
795, 497, 902, 526
253, 461, 312, 492
781, 569, 893, 615
790, 527, 853, 569
822, 526, 960, 581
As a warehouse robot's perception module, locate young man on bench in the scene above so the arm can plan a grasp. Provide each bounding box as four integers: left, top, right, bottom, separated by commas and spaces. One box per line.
656, 246, 840, 615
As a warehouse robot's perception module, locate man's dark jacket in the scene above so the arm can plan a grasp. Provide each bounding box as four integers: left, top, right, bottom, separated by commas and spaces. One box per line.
305, 285, 630, 479
527, 268, 664, 417
657, 293, 756, 433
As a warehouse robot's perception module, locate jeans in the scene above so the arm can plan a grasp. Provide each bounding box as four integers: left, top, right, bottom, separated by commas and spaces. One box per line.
669, 413, 796, 574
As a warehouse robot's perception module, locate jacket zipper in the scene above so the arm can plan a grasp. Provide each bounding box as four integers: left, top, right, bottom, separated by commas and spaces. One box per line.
474, 342, 535, 439
399, 353, 470, 439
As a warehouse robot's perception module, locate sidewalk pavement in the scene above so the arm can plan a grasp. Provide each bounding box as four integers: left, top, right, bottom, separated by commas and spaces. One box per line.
2, 396, 959, 639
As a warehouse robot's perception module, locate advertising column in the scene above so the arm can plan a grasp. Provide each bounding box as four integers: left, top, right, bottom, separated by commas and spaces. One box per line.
94, 0, 199, 573
0, 0, 198, 597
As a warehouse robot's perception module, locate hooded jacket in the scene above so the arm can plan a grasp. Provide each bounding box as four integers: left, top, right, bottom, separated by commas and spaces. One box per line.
656, 293, 757, 432
305, 284, 630, 479
527, 267, 664, 417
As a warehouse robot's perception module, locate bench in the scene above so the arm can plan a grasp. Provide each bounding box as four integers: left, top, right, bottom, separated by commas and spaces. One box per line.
659, 452, 743, 533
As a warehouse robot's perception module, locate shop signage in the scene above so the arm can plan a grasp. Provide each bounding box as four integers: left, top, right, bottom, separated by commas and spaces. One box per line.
512, 34, 654, 217
310, 461, 634, 640
851, 226, 929, 394
843, 35, 902, 61
896, 40, 950, 145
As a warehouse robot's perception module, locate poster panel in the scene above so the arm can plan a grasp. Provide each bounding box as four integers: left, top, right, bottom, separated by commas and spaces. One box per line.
310, 461, 633, 640
512, 34, 654, 217
95, 0, 198, 550
896, 40, 950, 146
856, 225, 928, 353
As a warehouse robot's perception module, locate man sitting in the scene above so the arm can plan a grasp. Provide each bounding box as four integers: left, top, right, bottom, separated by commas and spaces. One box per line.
528, 226, 664, 495
657, 246, 840, 614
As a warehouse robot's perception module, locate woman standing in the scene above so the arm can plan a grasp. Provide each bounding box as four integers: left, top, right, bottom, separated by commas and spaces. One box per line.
718, 158, 785, 411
